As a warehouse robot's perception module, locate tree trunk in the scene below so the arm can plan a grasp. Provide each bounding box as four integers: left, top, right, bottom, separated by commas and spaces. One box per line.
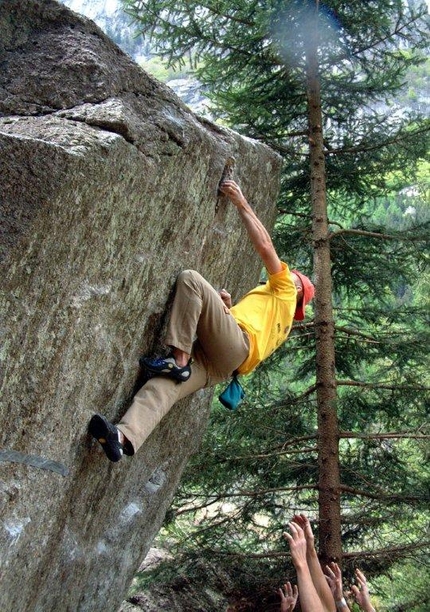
305, 0, 342, 565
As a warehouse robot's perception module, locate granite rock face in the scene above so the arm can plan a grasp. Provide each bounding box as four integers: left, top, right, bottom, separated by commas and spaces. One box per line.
0, 1, 282, 611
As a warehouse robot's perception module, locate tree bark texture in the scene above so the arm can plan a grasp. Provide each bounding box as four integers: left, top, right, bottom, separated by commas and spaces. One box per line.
305, 0, 342, 565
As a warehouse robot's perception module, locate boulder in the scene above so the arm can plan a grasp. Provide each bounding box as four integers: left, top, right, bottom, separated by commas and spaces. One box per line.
0, 1, 282, 610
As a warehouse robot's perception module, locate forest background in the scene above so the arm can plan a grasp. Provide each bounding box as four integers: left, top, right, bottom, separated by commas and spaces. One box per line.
63, 1, 429, 610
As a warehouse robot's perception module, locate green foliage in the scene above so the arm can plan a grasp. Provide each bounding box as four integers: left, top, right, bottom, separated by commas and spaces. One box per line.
138, 56, 192, 82
372, 555, 430, 612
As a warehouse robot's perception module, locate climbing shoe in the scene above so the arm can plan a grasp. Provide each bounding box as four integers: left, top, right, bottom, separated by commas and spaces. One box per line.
140, 355, 192, 383
89, 414, 123, 462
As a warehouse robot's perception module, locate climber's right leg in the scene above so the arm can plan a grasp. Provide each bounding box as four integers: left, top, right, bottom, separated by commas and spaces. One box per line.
89, 359, 206, 462
116, 355, 208, 455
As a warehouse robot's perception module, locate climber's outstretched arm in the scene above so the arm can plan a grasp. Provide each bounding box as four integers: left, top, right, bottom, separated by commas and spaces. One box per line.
219, 180, 283, 275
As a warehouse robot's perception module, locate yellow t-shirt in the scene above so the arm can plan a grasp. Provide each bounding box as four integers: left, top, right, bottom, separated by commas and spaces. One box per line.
230, 262, 297, 375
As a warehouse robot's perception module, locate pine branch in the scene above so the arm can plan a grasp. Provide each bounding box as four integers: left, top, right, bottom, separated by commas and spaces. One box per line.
181, 537, 430, 562
177, 485, 317, 502
329, 228, 401, 240
277, 434, 318, 448
173, 494, 229, 517
174, 482, 317, 510
335, 326, 379, 344
334, 8, 429, 62
340, 485, 427, 503
264, 384, 317, 413
340, 431, 430, 440
227, 484, 317, 497
183, 511, 241, 538
204, 548, 290, 559
231, 446, 318, 461
189, 537, 430, 560
277, 210, 312, 218
286, 129, 309, 138
343, 540, 430, 561
325, 124, 430, 156
336, 380, 430, 392
195, 2, 255, 27
212, 433, 320, 463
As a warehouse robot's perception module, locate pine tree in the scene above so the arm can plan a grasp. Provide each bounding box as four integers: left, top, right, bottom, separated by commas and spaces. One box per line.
123, 0, 430, 607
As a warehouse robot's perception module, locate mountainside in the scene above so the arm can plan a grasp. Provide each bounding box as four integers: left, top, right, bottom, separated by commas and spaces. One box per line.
59, 0, 150, 61
62, 0, 149, 58
61, 0, 211, 114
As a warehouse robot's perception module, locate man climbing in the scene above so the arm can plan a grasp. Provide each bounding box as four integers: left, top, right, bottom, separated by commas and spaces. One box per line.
89, 179, 314, 462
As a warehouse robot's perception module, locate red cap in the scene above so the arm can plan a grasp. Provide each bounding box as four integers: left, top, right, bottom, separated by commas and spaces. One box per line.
292, 270, 315, 321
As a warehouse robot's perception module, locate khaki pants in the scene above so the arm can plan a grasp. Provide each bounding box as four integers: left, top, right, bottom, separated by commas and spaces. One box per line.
117, 270, 249, 453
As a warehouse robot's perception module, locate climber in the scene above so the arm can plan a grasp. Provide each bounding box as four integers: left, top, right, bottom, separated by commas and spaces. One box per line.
89, 179, 315, 461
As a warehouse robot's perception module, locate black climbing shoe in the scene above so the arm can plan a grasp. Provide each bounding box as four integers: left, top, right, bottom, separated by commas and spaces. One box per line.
89, 414, 123, 462
140, 355, 192, 383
